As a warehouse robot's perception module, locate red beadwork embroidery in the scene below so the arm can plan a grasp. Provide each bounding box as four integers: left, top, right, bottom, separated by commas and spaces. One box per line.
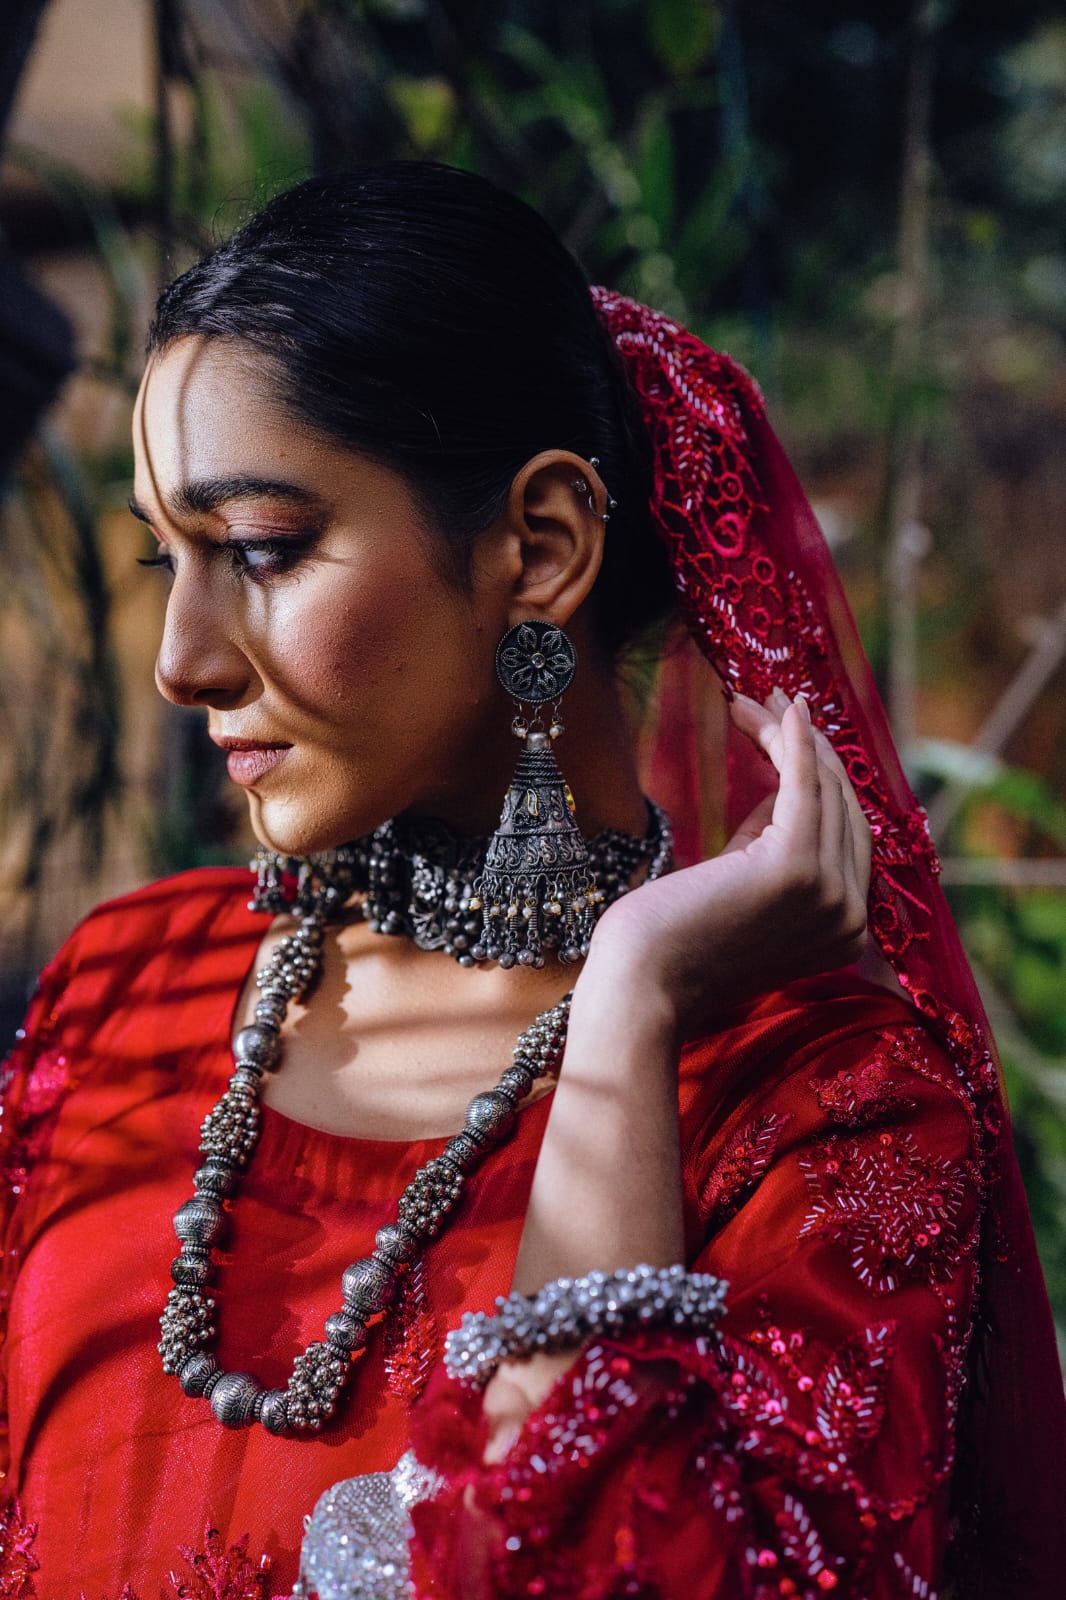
717, 1335, 792, 1443
700, 1111, 792, 1229
383, 1256, 441, 1407
815, 1057, 913, 1130
166, 1528, 274, 1600
798, 1131, 969, 1295
0, 1498, 38, 1598
0, 972, 77, 1478
813, 1323, 897, 1461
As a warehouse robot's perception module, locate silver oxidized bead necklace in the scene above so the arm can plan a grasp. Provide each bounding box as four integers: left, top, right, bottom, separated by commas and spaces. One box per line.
159, 915, 569, 1433
158, 814, 671, 1434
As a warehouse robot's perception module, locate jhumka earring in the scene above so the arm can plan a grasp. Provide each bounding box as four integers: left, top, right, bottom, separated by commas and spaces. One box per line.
468, 620, 601, 969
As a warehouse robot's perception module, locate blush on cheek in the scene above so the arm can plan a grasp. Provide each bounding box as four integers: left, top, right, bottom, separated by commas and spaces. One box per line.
273, 577, 424, 720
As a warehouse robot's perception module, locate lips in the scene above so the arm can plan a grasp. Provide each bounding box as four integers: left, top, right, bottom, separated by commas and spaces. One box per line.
210, 737, 293, 787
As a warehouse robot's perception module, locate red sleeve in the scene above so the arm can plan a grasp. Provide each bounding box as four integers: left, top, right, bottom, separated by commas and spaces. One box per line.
0, 947, 76, 1478
407, 1017, 982, 1599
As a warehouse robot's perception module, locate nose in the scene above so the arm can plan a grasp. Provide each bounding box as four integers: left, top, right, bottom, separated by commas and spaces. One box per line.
155, 570, 257, 709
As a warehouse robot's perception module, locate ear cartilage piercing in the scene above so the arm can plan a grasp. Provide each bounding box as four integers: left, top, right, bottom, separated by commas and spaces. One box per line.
572, 458, 618, 522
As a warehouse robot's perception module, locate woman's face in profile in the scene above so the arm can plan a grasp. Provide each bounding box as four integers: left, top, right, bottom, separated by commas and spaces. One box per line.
131, 335, 509, 854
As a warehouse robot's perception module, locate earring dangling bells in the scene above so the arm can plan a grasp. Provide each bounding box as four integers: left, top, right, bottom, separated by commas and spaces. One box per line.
469, 621, 603, 968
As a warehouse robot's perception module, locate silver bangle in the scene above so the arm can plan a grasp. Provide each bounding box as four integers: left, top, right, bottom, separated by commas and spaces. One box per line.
443, 1262, 729, 1389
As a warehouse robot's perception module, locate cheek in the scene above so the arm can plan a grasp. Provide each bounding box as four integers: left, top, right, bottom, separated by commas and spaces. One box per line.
258, 560, 479, 729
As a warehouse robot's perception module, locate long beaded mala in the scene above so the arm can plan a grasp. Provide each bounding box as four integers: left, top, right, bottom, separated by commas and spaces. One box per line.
158, 879, 571, 1435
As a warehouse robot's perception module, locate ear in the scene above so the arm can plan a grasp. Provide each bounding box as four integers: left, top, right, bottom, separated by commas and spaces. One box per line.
483, 450, 611, 627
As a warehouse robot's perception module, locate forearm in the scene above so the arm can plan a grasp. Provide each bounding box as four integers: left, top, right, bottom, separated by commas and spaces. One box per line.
510, 951, 685, 1294
479, 956, 685, 1458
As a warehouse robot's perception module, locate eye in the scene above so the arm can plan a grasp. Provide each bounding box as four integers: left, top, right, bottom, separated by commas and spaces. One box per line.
223, 538, 310, 580
137, 550, 174, 575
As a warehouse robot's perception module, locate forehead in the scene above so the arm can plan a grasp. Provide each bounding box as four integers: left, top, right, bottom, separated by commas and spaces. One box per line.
132, 337, 312, 500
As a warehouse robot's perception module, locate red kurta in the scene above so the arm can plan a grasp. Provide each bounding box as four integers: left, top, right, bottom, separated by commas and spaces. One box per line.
0, 869, 985, 1597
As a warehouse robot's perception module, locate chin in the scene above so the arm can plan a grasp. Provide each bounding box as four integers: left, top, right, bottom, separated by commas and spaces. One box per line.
246, 791, 391, 857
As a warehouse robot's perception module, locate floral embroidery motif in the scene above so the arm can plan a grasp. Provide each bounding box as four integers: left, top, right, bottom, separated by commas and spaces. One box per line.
813, 1323, 897, 1460
815, 1056, 913, 1130
700, 1111, 792, 1229
166, 1529, 274, 1600
0, 1499, 38, 1598
717, 1335, 792, 1443
383, 1257, 440, 1407
798, 1131, 968, 1295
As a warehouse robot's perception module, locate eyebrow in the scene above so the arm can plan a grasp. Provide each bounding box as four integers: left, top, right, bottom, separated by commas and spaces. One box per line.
127, 475, 323, 524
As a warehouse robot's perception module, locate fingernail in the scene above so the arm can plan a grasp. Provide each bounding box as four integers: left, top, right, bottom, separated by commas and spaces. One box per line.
793, 694, 811, 723
771, 686, 790, 709
732, 692, 763, 711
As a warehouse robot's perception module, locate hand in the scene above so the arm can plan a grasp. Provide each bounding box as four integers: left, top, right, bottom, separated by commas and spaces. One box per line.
583, 690, 872, 1040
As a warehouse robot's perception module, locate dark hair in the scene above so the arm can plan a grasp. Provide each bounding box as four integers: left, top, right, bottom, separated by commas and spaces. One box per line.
148, 162, 675, 654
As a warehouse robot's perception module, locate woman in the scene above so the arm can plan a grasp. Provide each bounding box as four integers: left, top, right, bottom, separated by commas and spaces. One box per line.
1, 163, 1062, 1600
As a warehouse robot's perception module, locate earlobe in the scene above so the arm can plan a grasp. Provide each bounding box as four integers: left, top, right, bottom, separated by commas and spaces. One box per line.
505, 449, 610, 625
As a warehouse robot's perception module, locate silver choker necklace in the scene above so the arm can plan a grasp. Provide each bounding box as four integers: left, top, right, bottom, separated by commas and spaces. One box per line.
249, 799, 673, 968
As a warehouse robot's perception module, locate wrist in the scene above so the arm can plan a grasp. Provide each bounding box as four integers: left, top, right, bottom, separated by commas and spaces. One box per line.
570, 942, 682, 1052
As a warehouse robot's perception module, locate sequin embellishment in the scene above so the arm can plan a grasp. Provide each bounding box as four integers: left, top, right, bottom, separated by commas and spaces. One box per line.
799, 1131, 968, 1295
293, 1452, 443, 1600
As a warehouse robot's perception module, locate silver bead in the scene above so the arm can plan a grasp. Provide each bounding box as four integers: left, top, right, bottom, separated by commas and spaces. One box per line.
259, 1389, 290, 1435
193, 1162, 238, 1198
499, 1065, 534, 1099
173, 1196, 224, 1246
171, 1252, 211, 1287
341, 1256, 395, 1316
179, 1352, 219, 1397
374, 1223, 418, 1264
464, 1090, 517, 1145
324, 1312, 367, 1353
209, 1370, 261, 1428
442, 1133, 482, 1173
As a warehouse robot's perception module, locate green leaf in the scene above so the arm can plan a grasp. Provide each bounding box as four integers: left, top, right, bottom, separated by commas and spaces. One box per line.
389, 76, 457, 152
637, 104, 676, 235
646, 0, 719, 77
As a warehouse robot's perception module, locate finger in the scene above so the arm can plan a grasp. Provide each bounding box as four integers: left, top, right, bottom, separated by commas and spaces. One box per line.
807, 740, 870, 956
816, 756, 848, 915
810, 728, 873, 902
481, 1371, 533, 1464
818, 757, 847, 862
770, 696, 821, 859
729, 692, 784, 766
777, 692, 873, 899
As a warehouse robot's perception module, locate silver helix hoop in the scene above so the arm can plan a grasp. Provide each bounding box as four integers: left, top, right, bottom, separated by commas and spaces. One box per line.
571, 456, 619, 523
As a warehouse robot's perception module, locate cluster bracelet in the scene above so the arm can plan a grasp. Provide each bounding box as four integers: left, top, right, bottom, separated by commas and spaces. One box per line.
444, 1262, 729, 1389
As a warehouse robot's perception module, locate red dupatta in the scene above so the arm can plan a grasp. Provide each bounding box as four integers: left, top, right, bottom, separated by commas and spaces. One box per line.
595, 288, 1066, 1596
408, 292, 1066, 1599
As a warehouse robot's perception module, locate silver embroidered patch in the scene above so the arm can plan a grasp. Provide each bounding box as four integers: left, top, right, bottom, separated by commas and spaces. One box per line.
292, 1451, 444, 1600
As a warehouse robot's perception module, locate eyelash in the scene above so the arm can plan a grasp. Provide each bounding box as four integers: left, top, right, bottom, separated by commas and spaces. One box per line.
137, 539, 310, 582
